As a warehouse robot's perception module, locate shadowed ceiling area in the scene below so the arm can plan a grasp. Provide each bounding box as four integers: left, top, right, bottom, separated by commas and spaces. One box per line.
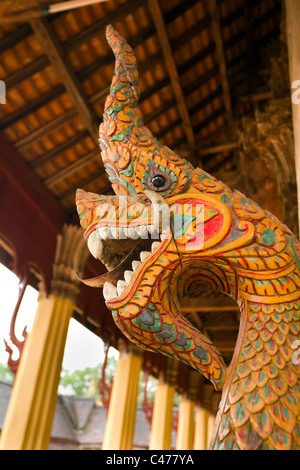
0, 0, 282, 220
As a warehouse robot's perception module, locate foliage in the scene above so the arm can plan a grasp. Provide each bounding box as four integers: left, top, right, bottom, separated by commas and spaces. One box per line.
0, 362, 14, 383
58, 355, 161, 408
59, 354, 118, 403
60, 365, 101, 398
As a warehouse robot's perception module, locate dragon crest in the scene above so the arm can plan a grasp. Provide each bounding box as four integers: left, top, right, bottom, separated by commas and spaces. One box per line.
76, 26, 300, 450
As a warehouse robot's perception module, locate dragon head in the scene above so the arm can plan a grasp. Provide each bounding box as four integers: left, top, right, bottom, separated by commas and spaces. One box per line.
76, 26, 275, 391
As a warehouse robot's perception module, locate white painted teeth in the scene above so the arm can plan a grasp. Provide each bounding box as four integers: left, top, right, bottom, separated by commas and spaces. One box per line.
97, 226, 110, 240
96, 224, 159, 240
140, 251, 150, 262
132, 260, 141, 271
160, 229, 168, 240
103, 282, 117, 301
87, 230, 103, 259
117, 280, 127, 297
151, 241, 160, 252
148, 224, 156, 235
98, 224, 164, 303
127, 227, 138, 239
124, 270, 134, 284
135, 225, 148, 238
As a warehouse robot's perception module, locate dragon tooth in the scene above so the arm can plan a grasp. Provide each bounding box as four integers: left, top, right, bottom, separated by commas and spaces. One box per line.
132, 260, 141, 271
118, 227, 126, 239
87, 230, 103, 259
110, 226, 119, 239
97, 226, 110, 240
148, 224, 159, 239
128, 227, 138, 239
124, 270, 134, 284
151, 241, 160, 252
135, 225, 148, 239
140, 251, 150, 262
160, 229, 169, 240
103, 282, 117, 301
117, 280, 127, 297
147, 224, 155, 234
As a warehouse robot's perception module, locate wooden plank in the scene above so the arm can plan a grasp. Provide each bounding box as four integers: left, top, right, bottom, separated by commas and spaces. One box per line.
30, 16, 99, 146
14, 107, 77, 151
30, 129, 90, 169
286, 0, 300, 233
44, 148, 101, 186
0, 84, 65, 130
4, 55, 50, 90
148, 0, 196, 157
181, 306, 239, 312
205, 325, 238, 331
197, 139, 239, 156
207, 0, 234, 130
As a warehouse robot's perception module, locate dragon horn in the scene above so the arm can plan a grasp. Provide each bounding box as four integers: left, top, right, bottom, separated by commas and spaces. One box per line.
98, 26, 150, 195
106, 24, 139, 103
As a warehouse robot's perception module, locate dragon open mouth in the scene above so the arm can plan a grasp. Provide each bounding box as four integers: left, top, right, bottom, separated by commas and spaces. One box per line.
78, 221, 168, 301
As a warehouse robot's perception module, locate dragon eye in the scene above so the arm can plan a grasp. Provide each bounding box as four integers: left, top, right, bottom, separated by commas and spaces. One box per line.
151, 174, 167, 189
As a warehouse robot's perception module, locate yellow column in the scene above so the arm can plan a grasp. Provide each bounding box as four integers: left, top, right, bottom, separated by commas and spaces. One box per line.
102, 344, 142, 450
207, 412, 216, 447
0, 296, 73, 449
194, 406, 209, 450
176, 394, 195, 450
207, 391, 221, 449
149, 377, 175, 450
286, 0, 300, 233
0, 225, 89, 450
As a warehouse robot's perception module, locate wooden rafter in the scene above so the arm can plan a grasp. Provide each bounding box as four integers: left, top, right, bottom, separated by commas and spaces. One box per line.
30, 16, 99, 147
148, 0, 197, 161
207, 0, 234, 131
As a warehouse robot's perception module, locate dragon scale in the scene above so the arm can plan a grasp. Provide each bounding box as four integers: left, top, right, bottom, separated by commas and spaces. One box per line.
76, 26, 300, 450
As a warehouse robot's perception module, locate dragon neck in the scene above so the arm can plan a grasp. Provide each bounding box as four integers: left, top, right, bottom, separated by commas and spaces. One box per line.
210, 259, 300, 449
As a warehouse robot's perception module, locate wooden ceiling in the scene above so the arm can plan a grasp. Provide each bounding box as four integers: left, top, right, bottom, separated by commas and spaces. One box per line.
0, 0, 282, 222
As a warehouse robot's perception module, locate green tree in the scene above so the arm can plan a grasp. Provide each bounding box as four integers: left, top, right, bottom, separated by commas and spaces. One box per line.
0, 362, 14, 383
60, 365, 101, 398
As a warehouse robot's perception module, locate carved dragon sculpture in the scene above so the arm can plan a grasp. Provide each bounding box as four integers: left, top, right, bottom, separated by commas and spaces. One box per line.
76, 26, 300, 450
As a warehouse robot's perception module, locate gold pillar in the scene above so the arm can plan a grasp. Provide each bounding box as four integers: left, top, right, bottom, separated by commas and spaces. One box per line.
149, 378, 175, 449
0, 225, 89, 450
286, 0, 300, 233
176, 394, 195, 450
193, 383, 215, 450
102, 343, 143, 450
207, 390, 221, 450
207, 412, 216, 447
194, 406, 209, 450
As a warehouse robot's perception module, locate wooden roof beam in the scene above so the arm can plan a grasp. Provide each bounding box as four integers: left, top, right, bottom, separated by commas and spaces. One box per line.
207, 0, 234, 132
30, 16, 99, 147
148, 0, 197, 163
